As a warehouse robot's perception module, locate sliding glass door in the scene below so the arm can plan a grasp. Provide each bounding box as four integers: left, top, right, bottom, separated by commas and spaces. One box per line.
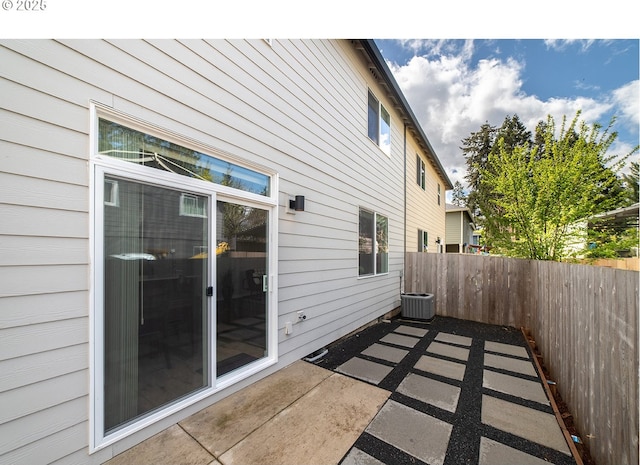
215, 200, 268, 377
103, 175, 210, 433
95, 111, 276, 445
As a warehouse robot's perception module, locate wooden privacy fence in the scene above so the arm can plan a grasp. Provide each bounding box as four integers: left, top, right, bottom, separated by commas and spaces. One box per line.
405, 252, 639, 465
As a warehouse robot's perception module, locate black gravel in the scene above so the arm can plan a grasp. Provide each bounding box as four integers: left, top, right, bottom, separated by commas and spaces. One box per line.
310, 315, 577, 465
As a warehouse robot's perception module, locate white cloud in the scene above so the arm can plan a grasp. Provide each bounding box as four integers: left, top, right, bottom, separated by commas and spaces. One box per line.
611, 80, 639, 131
385, 40, 630, 191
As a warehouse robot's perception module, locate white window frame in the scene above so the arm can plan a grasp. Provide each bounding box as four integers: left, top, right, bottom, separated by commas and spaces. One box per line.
367, 89, 391, 156
417, 155, 426, 190
180, 192, 208, 217
358, 207, 389, 277
418, 229, 428, 252
104, 178, 119, 206
89, 103, 280, 452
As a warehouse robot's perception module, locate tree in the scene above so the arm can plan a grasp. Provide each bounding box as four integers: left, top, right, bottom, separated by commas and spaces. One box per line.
480, 111, 634, 261
621, 161, 640, 206
463, 115, 532, 222
450, 181, 467, 207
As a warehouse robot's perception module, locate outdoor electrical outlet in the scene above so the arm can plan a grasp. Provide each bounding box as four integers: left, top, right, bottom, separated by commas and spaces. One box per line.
297, 311, 306, 321
285, 322, 292, 335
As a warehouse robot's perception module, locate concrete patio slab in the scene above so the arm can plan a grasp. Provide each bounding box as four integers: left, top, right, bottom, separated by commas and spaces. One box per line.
394, 325, 429, 338
435, 332, 472, 347
366, 400, 453, 465
341, 448, 386, 465
483, 370, 549, 405
361, 343, 409, 363
427, 341, 470, 361
484, 353, 538, 377
337, 357, 394, 385
397, 372, 460, 412
379, 333, 420, 348
180, 360, 332, 457
482, 395, 570, 455
105, 424, 215, 465
414, 355, 466, 381
485, 341, 529, 359
219, 373, 389, 465
479, 437, 553, 465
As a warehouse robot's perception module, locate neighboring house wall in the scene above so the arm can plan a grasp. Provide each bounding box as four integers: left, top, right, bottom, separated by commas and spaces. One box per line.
445, 205, 474, 253
0, 39, 444, 464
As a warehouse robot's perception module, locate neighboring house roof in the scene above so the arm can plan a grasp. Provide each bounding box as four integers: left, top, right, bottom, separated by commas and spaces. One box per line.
353, 39, 453, 190
445, 203, 475, 226
590, 202, 639, 223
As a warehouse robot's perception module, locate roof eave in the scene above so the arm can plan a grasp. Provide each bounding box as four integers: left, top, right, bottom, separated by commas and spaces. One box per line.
353, 39, 453, 190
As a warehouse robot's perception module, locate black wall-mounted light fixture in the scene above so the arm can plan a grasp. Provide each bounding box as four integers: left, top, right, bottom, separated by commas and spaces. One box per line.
289, 195, 305, 212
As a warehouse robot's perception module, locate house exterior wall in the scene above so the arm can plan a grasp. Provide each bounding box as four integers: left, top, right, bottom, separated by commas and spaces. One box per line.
0, 39, 431, 464
405, 140, 447, 253
446, 210, 462, 245
445, 207, 474, 253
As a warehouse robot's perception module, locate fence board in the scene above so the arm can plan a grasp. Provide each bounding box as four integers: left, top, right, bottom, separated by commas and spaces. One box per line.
405, 253, 638, 465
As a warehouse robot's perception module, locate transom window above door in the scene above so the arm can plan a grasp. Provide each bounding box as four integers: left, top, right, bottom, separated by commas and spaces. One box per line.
98, 118, 271, 196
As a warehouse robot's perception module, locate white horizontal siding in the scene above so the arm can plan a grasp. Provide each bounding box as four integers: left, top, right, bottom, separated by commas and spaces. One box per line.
0, 397, 86, 457
0, 236, 88, 266
0, 204, 88, 238
0, 38, 425, 464
0, 318, 88, 360
0, 109, 87, 159
0, 141, 88, 186
1, 422, 97, 465
0, 344, 87, 392
1, 370, 87, 424
0, 76, 88, 134
0, 172, 88, 212
0, 264, 88, 297
1, 291, 87, 328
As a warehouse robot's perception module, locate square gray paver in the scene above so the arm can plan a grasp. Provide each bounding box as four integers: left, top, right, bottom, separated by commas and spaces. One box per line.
380, 333, 420, 348
361, 343, 409, 364
397, 373, 461, 412
435, 332, 472, 347
341, 448, 386, 465
414, 355, 466, 381
427, 341, 470, 361
366, 400, 453, 465
336, 357, 393, 384
482, 395, 570, 455
394, 325, 429, 338
479, 437, 553, 465
483, 370, 549, 405
485, 341, 529, 359
484, 353, 538, 377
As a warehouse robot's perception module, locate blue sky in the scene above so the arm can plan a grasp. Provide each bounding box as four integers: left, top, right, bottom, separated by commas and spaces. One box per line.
374, 39, 639, 191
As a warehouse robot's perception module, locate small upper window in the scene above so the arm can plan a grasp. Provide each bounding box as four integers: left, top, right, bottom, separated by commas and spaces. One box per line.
180, 193, 208, 218
417, 155, 426, 190
367, 90, 391, 155
104, 179, 119, 207
437, 183, 441, 206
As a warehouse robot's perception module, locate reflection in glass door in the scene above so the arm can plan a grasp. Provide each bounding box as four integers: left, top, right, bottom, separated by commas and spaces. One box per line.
103, 176, 209, 433
216, 200, 268, 377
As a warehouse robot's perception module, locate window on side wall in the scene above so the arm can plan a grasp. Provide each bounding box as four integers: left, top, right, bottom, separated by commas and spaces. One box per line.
359, 208, 388, 276
367, 90, 391, 155
418, 229, 428, 252
437, 183, 441, 205
417, 155, 425, 190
